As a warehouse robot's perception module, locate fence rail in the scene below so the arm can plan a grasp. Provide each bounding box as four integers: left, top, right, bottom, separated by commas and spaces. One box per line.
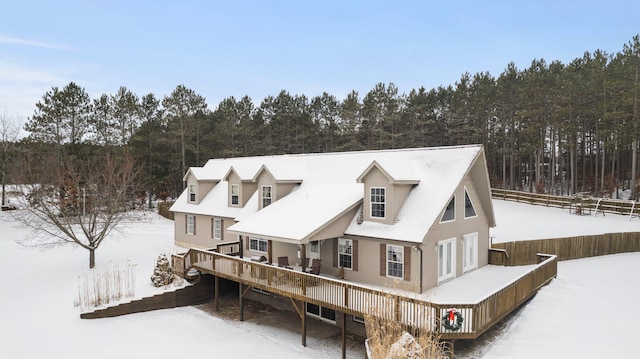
492, 188, 640, 217
157, 201, 175, 220
491, 232, 640, 265
171, 248, 556, 340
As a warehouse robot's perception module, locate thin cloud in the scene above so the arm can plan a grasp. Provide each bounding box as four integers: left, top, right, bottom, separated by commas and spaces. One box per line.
0, 34, 67, 50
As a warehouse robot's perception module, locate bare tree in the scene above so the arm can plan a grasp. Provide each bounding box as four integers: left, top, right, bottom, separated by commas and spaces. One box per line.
15, 148, 140, 268
0, 112, 20, 207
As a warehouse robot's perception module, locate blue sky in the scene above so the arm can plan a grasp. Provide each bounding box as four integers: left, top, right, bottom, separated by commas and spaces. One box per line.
1, 0, 639, 122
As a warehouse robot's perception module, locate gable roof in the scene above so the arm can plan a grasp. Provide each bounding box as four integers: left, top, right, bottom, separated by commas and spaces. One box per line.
172, 145, 495, 244
356, 160, 420, 184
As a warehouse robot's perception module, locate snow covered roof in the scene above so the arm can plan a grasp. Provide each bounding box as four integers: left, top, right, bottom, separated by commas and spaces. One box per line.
172, 145, 493, 244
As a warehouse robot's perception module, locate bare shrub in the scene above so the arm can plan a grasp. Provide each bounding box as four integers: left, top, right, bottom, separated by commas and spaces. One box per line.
75, 262, 136, 311
364, 305, 450, 358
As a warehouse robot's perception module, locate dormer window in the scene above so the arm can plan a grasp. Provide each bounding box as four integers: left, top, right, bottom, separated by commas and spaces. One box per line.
370, 187, 386, 218
189, 184, 196, 203
231, 184, 239, 206
262, 185, 272, 208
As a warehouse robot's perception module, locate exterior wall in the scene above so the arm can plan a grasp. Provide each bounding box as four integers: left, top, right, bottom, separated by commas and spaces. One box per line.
174, 213, 237, 250
276, 183, 297, 202
255, 171, 298, 209
361, 169, 413, 225
421, 176, 491, 291
226, 171, 257, 207
256, 171, 277, 209
321, 236, 420, 293
185, 173, 216, 204
308, 206, 360, 242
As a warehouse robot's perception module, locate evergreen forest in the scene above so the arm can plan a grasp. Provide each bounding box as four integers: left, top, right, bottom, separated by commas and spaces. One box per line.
5, 35, 640, 203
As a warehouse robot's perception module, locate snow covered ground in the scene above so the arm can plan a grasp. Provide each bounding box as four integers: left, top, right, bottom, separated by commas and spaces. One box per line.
0, 199, 638, 358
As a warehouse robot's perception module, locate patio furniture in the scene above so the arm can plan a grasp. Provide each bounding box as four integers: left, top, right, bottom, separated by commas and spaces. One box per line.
306, 264, 321, 275
277, 256, 291, 268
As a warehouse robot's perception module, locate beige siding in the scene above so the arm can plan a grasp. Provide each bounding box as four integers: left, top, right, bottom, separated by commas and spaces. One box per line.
226, 171, 241, 207
242, 182, 258, 206
321, 236, 420, 293
361, 168, 414, 225
185, 173, 216, 204
256, 171, 276, 209
276, 183, 297, 201
174, 213, 237, 250
421, 177, 491, 290
308, 206, 360, 242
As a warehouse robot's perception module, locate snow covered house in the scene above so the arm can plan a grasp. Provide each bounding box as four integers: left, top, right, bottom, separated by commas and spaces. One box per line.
170, 145, 495, 293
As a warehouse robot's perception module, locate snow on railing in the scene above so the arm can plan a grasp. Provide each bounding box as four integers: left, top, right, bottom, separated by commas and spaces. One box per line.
175, 247, 557, 340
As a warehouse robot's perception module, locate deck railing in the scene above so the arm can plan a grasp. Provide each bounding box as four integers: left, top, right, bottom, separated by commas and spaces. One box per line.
171, 249, 556, 340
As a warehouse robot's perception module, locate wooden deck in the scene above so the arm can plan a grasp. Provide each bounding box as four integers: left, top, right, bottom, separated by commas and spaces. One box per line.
172, 248, 557, 340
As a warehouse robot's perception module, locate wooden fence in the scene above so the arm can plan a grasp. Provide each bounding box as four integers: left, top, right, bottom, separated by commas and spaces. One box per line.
171, 248, 556, 340
491, 232, 640, 266
157, 201, 175, 220
492, 188, 640, 217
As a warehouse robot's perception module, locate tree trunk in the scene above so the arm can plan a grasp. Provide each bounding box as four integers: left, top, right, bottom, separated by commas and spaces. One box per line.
89, 247, 96, 269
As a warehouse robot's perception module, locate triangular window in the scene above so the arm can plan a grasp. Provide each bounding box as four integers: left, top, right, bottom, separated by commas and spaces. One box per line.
464, 190, 477, 218
441, 197, 455, 222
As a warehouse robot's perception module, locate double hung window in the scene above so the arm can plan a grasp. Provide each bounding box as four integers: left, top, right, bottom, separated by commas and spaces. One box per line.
262, 186, 272, 208
370, 187, 386, 218
186, 215, 196, 235
213, 218, 222, 240
338, 238, 353, 269
231, 184, 239, 206
386, 245, 404, 279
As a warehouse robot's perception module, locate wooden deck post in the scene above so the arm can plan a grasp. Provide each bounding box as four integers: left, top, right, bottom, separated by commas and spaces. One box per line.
341, 312, 347, 359
214, 275, 219, 312
239, 283, 244, 321
302, 302, 307, 347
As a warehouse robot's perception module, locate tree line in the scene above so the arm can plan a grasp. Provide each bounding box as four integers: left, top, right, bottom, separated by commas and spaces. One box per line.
5, 34, 640, 201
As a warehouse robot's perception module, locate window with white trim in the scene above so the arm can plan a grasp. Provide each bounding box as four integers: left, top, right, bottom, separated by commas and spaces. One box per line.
464, 189, 477, 218
189, 184, 196, 203
370, 187, 386, 218
262, 185, 272, 208
231, 184, 239, 206
338, 238, 352, 269
212, 218, 222, 240
462, 233, 478, 272
249, 237, 268, 252
386, 245, 404, 279
441, 196, 455, 222
310, 241, 319, 253
438, 238, 456, 282
186, 215, 196, 235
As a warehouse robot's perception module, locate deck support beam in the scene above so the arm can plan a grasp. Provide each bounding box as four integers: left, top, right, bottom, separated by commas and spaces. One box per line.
289, 298, 306, 347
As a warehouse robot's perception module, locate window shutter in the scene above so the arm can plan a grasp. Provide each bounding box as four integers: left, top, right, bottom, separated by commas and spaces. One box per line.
246, 236, 250, 250
352, 240, 358, 271
380, 243, 386, 276
333, 239, 338, 267
185, 215, 188, 234
220, 219, 224, 240
193, 217, 196, 235
404, 246, 411, 281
